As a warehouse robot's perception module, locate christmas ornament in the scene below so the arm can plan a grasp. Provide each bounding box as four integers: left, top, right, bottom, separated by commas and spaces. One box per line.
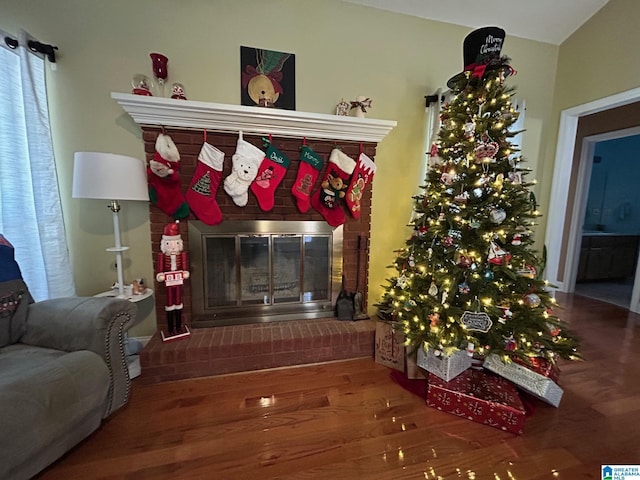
454, 191, 469, 204
489, 208, 507, 224
345, 152, 376, 219
428, 282, 438, 296
487, 241, 512, 265
251, 140, 290, 211
473, 187, 483, 198
511, 234, 523, 246
429, 312, 440, 329
458, 281, 470, 294
460, 311, 493, 333
508, 171, 522, 184
484, 270, 494, 280
223, 132, 265, 207
517, 264, 537, 279
464, 122, 476, 139
441, 171, 456, 185
466, 342, 475, 357
292, 145, 324, 213
524, 293, 541, 307
429, 143, 444, 167
311, 148, 356, 227
170, 82, 187, 100
186, 142, 225, 225
132, 73, 153, 96
148, 133, 189, 219
408, 255, 415, 267
396, 273, 408, 289
442, 236, 454, 247
473, 132, 499, 164
457, 254, 474, 268
503, 334, 517, 351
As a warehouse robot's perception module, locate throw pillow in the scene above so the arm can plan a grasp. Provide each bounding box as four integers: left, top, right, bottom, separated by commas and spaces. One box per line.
0, 235, 33, 346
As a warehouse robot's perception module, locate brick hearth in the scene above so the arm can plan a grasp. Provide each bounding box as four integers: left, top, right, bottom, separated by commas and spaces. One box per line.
138, 318, 375, 383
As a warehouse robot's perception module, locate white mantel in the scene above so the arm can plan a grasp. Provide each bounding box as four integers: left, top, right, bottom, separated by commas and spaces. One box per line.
112, 93, 396, 143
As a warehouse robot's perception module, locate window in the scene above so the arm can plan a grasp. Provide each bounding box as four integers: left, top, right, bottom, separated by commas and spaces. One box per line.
0, 29, 74, 300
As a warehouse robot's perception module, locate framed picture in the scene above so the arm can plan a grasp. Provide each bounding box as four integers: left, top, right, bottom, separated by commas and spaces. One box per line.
240, 46, 295, 110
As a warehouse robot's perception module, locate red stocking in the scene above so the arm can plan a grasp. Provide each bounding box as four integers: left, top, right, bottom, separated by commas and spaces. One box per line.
345, 152, 376, 219
186, 142, 225, 225
311, 148, 356, 227
292, 145, 323, 213
250, 142, 290, 211
147, 133, 189, 219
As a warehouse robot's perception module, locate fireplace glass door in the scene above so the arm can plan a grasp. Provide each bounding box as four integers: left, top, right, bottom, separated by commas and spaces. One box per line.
190, 221, 341, 326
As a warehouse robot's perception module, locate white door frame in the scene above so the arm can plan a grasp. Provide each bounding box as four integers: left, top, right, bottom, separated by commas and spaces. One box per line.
545, 87, 640, 310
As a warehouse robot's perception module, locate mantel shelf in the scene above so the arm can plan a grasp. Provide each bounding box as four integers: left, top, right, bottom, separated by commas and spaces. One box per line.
112, 93, 396, 143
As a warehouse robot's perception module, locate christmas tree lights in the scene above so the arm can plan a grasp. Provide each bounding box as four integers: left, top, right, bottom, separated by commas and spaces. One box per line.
377, 30, 580, 368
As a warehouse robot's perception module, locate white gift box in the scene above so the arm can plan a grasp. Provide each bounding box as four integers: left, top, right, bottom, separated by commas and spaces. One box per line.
417, 346, 471, 382
483, 353, 564, 407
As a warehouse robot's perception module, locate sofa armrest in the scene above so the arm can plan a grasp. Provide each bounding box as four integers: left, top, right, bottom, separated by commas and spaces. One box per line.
21, 296, 138, 417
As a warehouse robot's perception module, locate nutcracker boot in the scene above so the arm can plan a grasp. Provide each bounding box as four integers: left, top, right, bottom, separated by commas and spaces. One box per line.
175, 308, 183, 334
166, 309, 175, 335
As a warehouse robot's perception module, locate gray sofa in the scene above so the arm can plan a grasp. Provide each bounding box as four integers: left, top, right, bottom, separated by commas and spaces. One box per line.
0, 296, 137, 480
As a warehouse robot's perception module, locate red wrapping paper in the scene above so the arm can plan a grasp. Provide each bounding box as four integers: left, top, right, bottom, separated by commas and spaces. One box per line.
426, 369, 527, 435
514, 357, 560, 382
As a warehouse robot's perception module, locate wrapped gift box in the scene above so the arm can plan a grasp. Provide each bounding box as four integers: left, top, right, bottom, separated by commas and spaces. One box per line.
426, 369, 527, 435
374, 321, 405, 372
417, 347, 471, 381
514, 356, 560, 382
483, 354, 564, 407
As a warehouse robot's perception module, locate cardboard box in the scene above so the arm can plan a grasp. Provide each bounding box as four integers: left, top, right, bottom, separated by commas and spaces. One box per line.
417, 347, 471, 381
426, 369, 527, 435
374, 321, 405, 372
483, 354, 564, 407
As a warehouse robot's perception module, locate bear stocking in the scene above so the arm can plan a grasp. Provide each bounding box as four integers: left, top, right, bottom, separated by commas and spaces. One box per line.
311, 148, 356, 227
223, 132, 264, 207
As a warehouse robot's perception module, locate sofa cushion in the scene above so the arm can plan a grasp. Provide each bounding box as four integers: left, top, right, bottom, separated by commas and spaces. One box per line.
0, 344, 110, 479
0, 235, 33, 347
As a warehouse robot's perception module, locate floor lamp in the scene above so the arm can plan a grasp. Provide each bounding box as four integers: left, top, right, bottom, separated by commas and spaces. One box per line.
72, 152, 149, 298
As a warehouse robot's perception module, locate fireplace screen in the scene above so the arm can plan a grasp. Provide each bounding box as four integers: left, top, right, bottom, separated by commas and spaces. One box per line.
189, 221, 342, 326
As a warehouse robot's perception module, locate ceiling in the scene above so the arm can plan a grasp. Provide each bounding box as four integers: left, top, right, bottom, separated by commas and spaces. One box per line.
341, 0, 610, 45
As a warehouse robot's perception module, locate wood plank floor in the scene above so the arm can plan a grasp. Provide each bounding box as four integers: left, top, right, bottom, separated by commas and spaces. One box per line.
36, 292, 640, 480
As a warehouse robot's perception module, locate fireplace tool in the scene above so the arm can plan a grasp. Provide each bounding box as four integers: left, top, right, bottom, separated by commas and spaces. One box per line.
352, 235, 369, 320
336, 274, 354, 320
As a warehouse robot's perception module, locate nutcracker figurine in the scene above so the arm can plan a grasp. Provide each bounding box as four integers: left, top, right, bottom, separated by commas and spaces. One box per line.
156, 221, 191, 340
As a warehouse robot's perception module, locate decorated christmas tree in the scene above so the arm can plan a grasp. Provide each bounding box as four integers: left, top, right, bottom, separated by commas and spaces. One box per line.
377, 27, 580, 369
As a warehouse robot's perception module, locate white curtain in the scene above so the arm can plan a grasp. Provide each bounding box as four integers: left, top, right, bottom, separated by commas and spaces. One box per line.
0, 29, 75, 300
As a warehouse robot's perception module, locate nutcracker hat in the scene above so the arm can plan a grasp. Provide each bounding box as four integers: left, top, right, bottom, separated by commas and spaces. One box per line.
162, 221, 181, 240
446, 26, 514, 89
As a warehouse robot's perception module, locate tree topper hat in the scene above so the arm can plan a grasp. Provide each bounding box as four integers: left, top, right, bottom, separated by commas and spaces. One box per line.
447, 26, 514, 89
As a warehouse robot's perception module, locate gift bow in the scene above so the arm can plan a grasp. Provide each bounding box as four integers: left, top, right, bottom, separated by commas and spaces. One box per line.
241, 65, 284, 94
350, 97, 372, 113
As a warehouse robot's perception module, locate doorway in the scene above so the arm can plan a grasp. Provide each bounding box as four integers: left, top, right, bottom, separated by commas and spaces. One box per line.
573, 133, 640, 308
545, 88, 640, 313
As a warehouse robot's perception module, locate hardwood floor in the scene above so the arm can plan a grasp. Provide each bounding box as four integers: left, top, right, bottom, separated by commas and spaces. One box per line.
36, 292, 640, 480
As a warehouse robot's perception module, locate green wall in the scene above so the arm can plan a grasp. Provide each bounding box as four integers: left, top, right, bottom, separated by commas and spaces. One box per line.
538, 0, 640, 244
1, 0, 561, 336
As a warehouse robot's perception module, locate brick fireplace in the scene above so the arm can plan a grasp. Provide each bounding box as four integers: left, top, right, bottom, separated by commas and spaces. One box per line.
113, 93, 396, 382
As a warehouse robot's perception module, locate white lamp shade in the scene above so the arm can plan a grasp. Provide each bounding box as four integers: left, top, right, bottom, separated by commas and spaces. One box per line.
72, 152, 148, 201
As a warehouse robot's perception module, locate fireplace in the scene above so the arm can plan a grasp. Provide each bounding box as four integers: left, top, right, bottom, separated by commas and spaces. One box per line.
189, 220, 342, 325
113, 93, 397, 381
